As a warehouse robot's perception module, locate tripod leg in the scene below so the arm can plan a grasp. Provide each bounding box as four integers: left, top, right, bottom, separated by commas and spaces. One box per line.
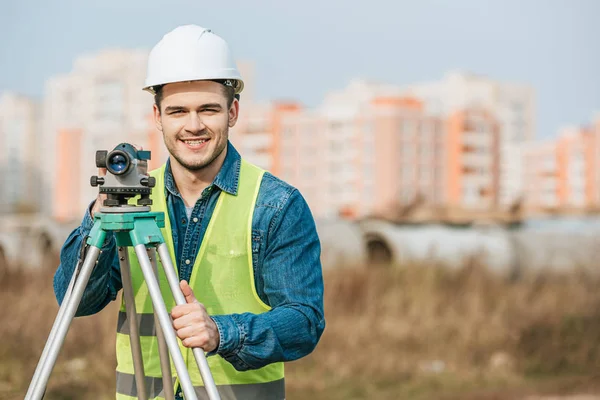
25, 245, 103, 400
25, 248, 80, 398
157, 243, 221, 400
148, 248, 175, 400
133, 244, 199, 400
118, 247, 148, 400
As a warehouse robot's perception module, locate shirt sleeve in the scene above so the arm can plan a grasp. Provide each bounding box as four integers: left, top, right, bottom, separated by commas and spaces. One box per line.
53, 200, 123, 316
210, 189, 326, 371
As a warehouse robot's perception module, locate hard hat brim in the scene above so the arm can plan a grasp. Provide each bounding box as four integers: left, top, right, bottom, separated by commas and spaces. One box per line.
143, 78, 244, 95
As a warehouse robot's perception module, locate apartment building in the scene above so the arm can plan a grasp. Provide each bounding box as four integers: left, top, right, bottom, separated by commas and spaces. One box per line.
229, 102, 276, 171
232, 79, 504, 219
523, 141, 560, 211
35, 55, 551, 221
0, 92, 41, 214
44, 49, 154, 221
270, 81, 448, 219
447, 108, 500, 209
524, 124, 596, 213
407, 71, 534, 209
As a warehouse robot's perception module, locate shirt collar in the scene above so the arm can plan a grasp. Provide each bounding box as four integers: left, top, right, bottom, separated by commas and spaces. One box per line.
164, 141, 241, 197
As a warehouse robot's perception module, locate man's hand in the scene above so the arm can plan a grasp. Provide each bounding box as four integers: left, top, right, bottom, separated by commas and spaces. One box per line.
90, 167, 107, 219
171, 280, 220, 352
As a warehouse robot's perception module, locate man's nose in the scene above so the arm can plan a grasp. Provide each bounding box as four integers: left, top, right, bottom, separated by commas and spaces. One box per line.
185, 112, 205, 133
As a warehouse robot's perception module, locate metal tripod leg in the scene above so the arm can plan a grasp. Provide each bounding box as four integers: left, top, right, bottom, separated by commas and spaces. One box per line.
25, 245, 103, 400
134, 244, 199, 400
157, 243, 221, 400
118, 247, 148, 400
25, 247, 80, 399
148, 248, 175, 400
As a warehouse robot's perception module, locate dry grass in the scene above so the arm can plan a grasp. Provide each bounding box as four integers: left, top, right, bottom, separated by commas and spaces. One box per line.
0, 256, 118, 400
288, 261, 600, 399
2, 256, 600, 399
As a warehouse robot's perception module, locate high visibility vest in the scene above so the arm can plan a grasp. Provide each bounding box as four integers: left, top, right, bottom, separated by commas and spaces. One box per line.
115, 159, 285, 400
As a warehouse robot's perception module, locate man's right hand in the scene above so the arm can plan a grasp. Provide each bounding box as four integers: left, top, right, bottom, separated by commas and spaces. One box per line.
90, 167, 107, 219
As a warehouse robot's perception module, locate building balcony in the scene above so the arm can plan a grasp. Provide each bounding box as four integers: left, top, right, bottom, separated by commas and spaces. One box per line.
461, 153, 492, 167
462, 132, 491, 148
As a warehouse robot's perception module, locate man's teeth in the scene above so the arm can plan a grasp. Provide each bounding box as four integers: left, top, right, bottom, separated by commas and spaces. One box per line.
183, 139, 208, 144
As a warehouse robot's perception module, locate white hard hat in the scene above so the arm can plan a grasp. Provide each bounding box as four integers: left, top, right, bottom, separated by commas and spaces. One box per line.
143, 25, 244, 94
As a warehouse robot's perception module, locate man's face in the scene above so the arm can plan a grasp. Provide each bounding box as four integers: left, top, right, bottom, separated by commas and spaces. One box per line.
153, 81, 238, 172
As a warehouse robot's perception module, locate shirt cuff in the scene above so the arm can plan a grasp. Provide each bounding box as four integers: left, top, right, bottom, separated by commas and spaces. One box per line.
82, 200, 96, 232
209, 315, 243, 357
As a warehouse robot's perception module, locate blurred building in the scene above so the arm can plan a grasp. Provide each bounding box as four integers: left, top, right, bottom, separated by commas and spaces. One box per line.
446, 108, 500, 209
524, 122, 597, 213
592, 114, 600, 205
35, 50, 600, 223
523, 140, 560, 210
44, 49, 156, 221
229, 61, 275, 171
229, 102, 276, 171
0, 92, 42, 214
407, 71, 534, 210
234, 79, 502, 219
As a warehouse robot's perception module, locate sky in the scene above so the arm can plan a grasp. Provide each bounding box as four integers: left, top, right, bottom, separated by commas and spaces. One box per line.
0, 0, 598, 139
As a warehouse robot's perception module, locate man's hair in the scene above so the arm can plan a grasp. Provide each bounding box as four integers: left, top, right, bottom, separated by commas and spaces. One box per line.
154, 81, 236, 112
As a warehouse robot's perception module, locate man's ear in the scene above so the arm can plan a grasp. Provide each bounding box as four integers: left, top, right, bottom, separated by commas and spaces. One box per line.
228, 98, 239, 128
153, 104, 163, 131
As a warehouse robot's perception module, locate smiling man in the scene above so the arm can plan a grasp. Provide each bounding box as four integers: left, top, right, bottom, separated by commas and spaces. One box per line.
53, 25, 325, 400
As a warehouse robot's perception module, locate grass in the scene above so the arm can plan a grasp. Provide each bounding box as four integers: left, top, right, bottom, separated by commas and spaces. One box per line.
2, 255, 600, 399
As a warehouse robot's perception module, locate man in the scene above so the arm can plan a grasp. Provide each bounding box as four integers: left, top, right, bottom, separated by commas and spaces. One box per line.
53, 25, 325, 400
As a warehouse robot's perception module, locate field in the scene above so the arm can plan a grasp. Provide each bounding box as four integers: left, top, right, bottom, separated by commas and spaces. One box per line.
2, 255, 600, 399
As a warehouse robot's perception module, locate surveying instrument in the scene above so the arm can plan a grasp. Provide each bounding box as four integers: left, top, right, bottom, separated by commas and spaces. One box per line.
25, 143, 221, 400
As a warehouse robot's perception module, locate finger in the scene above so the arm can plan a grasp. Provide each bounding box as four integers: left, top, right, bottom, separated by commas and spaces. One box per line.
175, 323, 209, 341
98, 167, 107, 176
181, 332, 211, 349
180, 280, 198, 304
175, 325, 197, 341
172, 309, 207, 330
171, 303, 198, 319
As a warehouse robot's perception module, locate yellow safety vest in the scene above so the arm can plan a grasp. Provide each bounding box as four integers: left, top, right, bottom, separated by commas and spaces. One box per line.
115, 159, 285, 399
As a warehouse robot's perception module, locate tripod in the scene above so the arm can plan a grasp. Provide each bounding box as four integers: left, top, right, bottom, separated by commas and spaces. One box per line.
25, 205, 221, 400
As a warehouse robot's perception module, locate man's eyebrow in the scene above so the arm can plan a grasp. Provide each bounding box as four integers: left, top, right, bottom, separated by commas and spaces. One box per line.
199, 103, 223, 110
164, 105, 187, 113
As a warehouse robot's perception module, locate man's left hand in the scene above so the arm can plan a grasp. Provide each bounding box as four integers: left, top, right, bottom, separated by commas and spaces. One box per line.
171, 280, 220, 352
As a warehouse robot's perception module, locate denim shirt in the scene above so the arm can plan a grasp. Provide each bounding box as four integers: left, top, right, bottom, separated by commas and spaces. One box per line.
53, 142, 326, 395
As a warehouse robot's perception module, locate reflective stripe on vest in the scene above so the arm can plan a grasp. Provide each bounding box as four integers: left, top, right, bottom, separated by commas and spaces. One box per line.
115, 159, 285, 400
116, 371, 285, 400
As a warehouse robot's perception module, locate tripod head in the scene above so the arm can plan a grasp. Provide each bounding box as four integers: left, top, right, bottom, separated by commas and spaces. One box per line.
91, 143, 156, 208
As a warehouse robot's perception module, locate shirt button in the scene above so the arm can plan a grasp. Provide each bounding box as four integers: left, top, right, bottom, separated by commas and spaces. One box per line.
193, 217, 198, 223
185, 259, 191, 265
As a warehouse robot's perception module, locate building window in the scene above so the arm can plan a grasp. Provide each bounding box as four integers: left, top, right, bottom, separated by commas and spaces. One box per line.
365, 121, 375, 136
420, 167, 431, 182
401, 120, 416, 137
402, 166, 413, 181
363, 162, 373, 178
